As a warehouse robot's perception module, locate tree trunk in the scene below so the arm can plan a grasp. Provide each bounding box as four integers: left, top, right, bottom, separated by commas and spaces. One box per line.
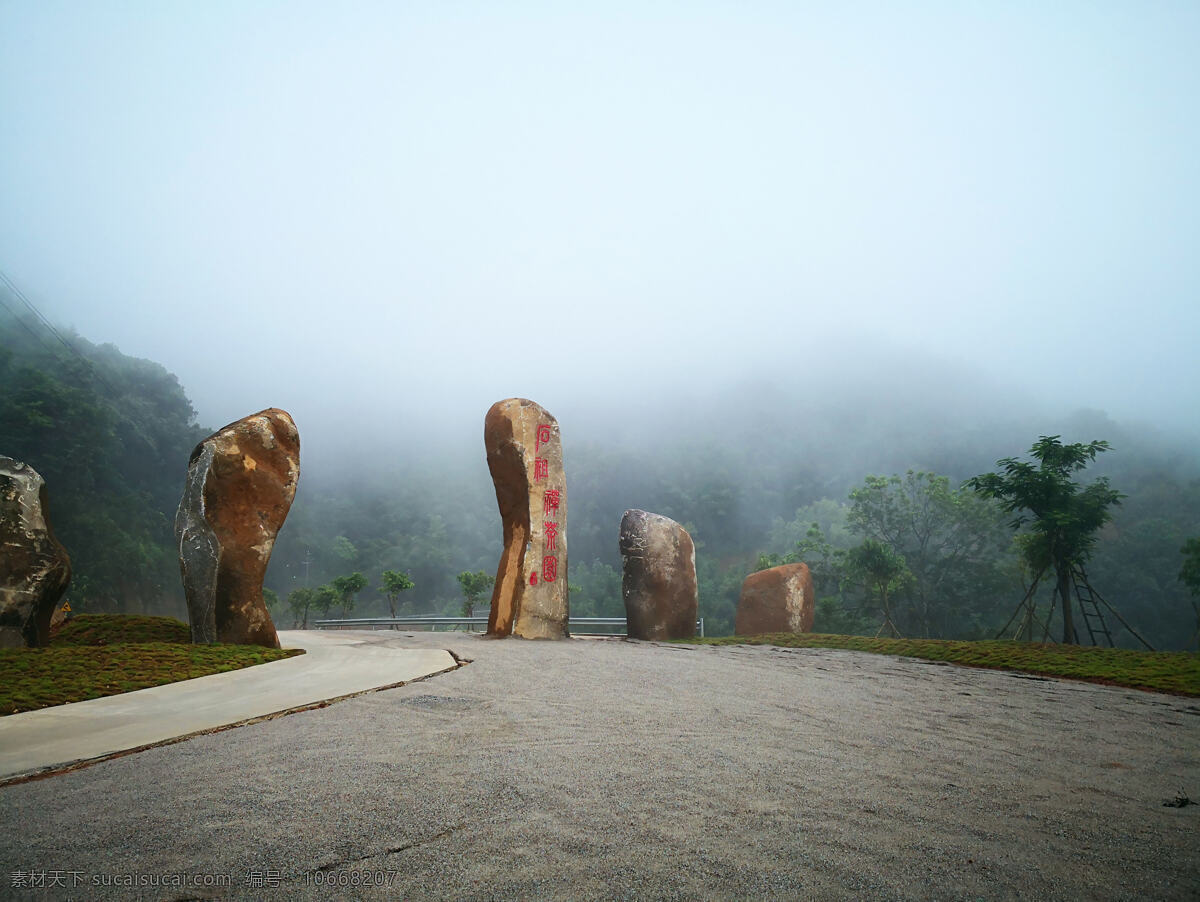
1056, 565, 1075, 644
881, 586, 901, 638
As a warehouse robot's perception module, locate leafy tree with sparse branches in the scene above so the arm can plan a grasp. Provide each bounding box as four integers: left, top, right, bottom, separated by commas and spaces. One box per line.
380, 569, 415, 618
329, 572, 368, 616
456, 570, 494, 618
967, 436, 1122, 644
314, 584, 339, 619
844, 539, 912, 637
288, 587, 317, 629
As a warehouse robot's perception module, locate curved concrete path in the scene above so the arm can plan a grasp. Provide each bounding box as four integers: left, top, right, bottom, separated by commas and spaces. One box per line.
0, 630, 457, 782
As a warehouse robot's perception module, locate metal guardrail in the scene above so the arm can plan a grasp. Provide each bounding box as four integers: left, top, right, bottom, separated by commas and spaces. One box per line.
312, 615, 705, 637
312, 616, 487, 632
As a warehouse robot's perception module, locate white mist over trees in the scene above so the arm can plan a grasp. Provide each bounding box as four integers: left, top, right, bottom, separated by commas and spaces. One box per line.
3, 310, 1197, 647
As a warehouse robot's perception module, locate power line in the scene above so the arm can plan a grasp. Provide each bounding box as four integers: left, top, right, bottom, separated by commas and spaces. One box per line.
0, 290, 55, 351
0, 269, 80, 359
0, 268, 121, 397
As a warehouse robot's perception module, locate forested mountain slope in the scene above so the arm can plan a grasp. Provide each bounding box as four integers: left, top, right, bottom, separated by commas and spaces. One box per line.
2, 312, 1196, 648
0, 315, 208, 615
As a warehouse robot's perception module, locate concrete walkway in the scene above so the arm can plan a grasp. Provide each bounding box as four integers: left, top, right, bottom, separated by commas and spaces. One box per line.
0, 630, 457, 781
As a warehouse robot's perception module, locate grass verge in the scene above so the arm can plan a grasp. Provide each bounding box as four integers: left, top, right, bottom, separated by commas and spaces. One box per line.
1, 614, 302, 715
684, 633, 1200, 697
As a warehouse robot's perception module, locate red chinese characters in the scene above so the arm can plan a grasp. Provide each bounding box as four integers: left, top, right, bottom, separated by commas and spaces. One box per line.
534, 425, 559, 583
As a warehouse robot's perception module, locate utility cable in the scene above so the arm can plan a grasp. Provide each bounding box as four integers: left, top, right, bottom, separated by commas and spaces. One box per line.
0, 268, 121, 396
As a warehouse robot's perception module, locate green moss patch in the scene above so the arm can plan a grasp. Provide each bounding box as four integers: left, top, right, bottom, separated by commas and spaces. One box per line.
1, 614, 301, 715
684, 633, 1200, 697
53, 613, 192, 646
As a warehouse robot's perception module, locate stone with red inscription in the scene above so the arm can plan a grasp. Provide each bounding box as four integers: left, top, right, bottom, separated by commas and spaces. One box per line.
735, 563, 815, 635
484, 398, 568, 639
175, 408, 299, 648
0, 457, 71, 648
619, 510, 697, 640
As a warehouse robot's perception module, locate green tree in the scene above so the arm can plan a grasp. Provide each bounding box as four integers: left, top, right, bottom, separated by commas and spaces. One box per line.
695, 552, 749, 637
332, 536, 358, 563
846, 471, 1016, 637
329, 572, 368, 616
565, 560, 622, 617
380, 569, 415, 618
456, 570, 494, 617
1181, 538, 1200, 651
758, 521, 847, 591
1181, 538, 1200, 596
756, 514, 872, 634
314, 584, 340, 619
967, 436, 1122, 644
288, 587, 317, 629
844, 539, 912, 637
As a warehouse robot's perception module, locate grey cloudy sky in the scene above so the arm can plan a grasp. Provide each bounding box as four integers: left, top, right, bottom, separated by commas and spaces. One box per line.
2, 1, 1197, 455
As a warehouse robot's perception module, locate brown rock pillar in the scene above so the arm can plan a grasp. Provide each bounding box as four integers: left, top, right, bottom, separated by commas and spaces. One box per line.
484, 398, 568, 639
619, 510, 698, 640
0, 457, 71, 648
175, 408, 299, 648
735, 563, 815, 635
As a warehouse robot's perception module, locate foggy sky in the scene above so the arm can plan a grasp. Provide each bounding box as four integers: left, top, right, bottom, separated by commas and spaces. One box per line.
2, 1, 1198, 464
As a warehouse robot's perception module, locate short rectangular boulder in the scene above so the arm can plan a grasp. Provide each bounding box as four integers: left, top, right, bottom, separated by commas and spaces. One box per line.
735, 563, 815, 635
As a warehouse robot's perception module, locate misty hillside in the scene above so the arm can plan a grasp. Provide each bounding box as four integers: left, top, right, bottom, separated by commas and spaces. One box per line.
3, 310, 1196, 649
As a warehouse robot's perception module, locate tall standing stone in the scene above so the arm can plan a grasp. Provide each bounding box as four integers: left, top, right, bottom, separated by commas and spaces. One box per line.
175, 408, 298, 648
485, 398, 568, 639
735, 563, 815, 635
619, 510, 697, 640
0, 457, 71, 648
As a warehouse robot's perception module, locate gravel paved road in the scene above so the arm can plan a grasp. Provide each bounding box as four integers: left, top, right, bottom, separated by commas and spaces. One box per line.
1, 631, 1197, 901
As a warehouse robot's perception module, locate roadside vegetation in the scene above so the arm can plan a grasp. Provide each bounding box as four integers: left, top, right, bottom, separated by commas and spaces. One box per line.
0, 615, 302, 715
685, 633, 1200, 697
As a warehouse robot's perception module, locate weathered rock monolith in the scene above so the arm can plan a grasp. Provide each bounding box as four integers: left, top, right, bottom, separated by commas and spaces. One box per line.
619, 510, 697, 640
0, 457, 71, 648
735, 563, 815, 635
485, 398, 568, 639
175, 408, 298, 648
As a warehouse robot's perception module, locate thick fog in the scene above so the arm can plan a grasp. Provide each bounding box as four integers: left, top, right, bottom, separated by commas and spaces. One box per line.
2, 2, 1198, 471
